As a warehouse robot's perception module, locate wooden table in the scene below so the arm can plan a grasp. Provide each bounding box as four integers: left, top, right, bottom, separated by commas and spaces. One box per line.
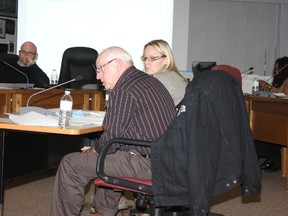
0, 88, 105, 114
0, 121, 103, 216
245, 95, 288, 191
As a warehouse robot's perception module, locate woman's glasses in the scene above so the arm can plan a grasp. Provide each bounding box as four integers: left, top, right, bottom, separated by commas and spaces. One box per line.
140, 55, 166, 62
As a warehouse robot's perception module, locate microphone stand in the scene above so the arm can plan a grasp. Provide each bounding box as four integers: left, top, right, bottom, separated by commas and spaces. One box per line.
241, 67, 254, 74
19, 76, 82, 115
26, 78, 79, 107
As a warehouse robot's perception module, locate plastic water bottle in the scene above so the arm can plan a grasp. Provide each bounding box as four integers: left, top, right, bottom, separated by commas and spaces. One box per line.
54, 69, 59, 84
58, 91, 73, 128
252, 77, 259, 94
51, 69, 57, 85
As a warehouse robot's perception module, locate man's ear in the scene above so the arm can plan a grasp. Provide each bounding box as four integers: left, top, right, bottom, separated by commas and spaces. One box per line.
115, 58, 122, 69
34, 53, 39, 61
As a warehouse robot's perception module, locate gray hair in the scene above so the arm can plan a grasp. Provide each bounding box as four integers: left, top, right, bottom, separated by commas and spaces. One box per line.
101, 46, 133, 64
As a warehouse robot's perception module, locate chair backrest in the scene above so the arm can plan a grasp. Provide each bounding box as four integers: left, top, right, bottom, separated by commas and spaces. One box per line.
0, 54, 26, 83
212, 64, 242, 86
0, 53, 18, 62
58, 47, 102, 89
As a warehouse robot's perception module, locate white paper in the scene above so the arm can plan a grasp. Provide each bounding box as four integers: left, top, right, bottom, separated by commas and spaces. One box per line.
9, 110, 105, 127
70, 113, 105, 126
10, 111, 59, 127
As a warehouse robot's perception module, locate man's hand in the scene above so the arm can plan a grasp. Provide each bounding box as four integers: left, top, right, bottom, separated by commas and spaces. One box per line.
20, 57, 35, 67
81, 146, 96, 153
81, 146, 91, 152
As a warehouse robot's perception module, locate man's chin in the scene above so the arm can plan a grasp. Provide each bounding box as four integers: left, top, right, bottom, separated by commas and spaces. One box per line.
17, 60, 29, 67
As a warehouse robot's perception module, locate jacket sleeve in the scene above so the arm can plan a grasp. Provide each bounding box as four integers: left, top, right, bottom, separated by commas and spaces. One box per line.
30, 64, 50, 87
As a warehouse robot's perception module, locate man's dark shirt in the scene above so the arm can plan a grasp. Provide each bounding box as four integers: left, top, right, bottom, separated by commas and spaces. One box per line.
0, 58, 50, 88
94, 66, 176, 155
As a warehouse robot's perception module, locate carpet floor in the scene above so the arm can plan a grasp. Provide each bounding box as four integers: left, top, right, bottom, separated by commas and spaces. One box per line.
3, 170, 287, 216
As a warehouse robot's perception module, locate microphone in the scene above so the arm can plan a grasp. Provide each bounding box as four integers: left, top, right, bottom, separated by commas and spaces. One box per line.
241, 67, 254, 74
19, 75, 83, 115
261, 63, 288, 91
0, 58, 30, 84
242, 71, 254, 78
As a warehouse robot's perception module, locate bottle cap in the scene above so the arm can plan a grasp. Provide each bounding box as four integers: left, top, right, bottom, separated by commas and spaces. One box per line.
65, 90, 71, 94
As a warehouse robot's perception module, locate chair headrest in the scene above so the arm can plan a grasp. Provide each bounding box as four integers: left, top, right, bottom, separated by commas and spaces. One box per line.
212, 64, 242, 86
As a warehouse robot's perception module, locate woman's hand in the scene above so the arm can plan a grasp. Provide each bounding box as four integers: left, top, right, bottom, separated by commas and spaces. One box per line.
259, 80, 271, 91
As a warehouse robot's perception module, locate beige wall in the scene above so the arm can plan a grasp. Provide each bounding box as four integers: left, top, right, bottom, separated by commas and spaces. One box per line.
173, 0, 288, 75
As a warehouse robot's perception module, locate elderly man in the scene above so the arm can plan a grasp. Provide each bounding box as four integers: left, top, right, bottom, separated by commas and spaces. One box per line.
50, 46, 176, 216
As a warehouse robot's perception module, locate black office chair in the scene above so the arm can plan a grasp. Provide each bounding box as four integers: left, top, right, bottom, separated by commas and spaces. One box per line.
0, 53, 18, 62
94, 138, 225, 216
0, 54, 29, 84
58, 47, 103, 89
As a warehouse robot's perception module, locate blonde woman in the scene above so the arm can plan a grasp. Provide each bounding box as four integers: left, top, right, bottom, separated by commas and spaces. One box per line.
142, 39, 188, 106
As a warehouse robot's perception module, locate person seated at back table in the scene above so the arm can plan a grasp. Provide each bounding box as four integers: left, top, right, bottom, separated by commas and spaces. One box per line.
0, 41, 49, 88
255, 57, 288, 172
259, 56, 288, 95
141, 39, 188, 106
50, 46, 176, 216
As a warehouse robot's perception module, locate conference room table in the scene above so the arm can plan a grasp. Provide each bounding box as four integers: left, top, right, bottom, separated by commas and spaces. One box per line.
0, 88, 106, 114
0, 118, 103, 216
245, 95, 288, 191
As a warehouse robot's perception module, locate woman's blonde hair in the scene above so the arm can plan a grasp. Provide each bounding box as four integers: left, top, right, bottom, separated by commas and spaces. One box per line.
143, 39, 188, 82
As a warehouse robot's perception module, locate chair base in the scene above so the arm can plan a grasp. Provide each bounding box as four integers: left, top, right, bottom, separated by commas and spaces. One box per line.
129, 207, 224, 216
129, 205, 190, 216
128, 194, 224, 216
207, 213, 224, 216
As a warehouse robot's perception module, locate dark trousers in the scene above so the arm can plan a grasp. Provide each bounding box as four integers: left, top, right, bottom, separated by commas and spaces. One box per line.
51, 150, 151, 216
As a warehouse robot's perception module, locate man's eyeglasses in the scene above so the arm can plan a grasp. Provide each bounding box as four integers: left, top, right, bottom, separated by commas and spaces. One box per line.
95, 58, 116, 73
19, 50, 36, 56
140, 55, 166, 62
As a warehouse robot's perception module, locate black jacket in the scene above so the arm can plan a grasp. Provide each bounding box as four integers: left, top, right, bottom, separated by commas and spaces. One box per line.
151, 70, 261, 216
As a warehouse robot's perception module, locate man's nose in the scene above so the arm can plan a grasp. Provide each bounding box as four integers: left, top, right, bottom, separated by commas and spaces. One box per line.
96, 73, 102, 80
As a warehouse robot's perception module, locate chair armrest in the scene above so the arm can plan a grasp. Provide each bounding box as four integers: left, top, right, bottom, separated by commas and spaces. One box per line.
96, 138, 153, 194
